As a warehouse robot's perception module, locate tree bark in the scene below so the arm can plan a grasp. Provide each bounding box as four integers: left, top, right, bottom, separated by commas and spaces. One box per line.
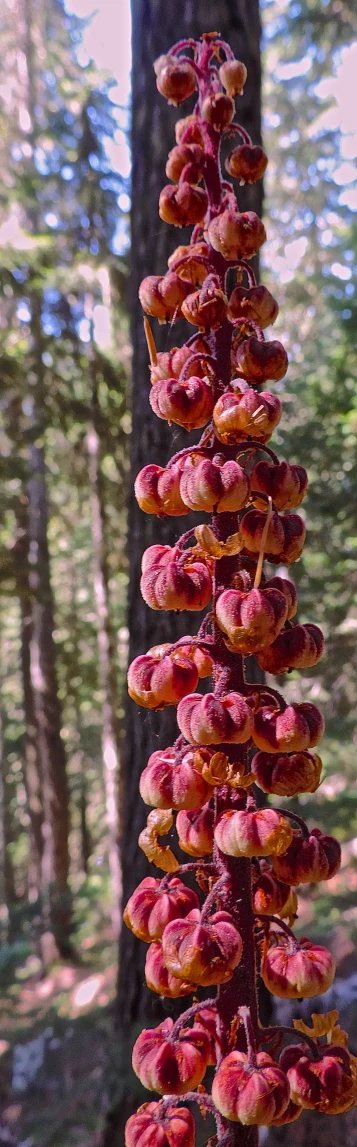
119, 0, 262, 1027
105, 4, 263, 1143
19, 592, 44, 902
86, 369, 123, 939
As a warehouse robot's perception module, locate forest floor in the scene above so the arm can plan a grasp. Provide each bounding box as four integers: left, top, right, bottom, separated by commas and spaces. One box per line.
0, 876, 120, 1147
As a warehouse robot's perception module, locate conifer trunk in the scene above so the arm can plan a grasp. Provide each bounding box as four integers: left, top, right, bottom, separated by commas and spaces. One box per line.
19, 593, 44, 901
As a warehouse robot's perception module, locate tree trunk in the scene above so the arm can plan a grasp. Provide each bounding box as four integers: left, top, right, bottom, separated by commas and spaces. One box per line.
105, 3, 263, 1142
86, 366, 123, 939
0, 702, 17, 924
19, 592, 44, 902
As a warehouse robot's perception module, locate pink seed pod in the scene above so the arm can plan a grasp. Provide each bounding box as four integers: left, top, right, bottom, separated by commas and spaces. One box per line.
176, 642, 213, 678
261, 937, 336, 999
240, 508, 306, 564
252, 701, 325, 753
150, 374, 214, 430
165, 142, 205, 184
159, 182, 208, 226
123, 875, 199, 942
176, 802, 214, 856
251, 459, 308, 511
214, 807, 293, 858
138, 272, 190, 323
154, 54, 197, 105
207, 208, 266, 260
145, 941, 195, 998
149, 342, 198, 384
213, 387, 282, 445
219, 59, 247, 96
194, 1005, 218, 1064
201, 92, 235, 131
139, 746, 210, 810
233, 335, 288, 383
134, 462, 187, 516
132, 1016, 210, 1095
228, 284, 278, 328
251, 750, 322, 796
257, 623, 324, 674
127, 650, 198, 710
215, 585, 288, 653
181, 273, 229, 330
177, 691, 254, 745
140, 545, 212, 612
180, 456, 249, 513
225, 144, 268, 183
269, 1099, 303, 1126
175, 113, 204, 145
125, 1101, 195, 1147
162, 908, 243, 986
168, 241, 212, 285
212, 1049, 290, 1124
252, 861, 291, 916
272, 827, 341, 885
264, 575, 298, 619
280, 1045, 355, 1115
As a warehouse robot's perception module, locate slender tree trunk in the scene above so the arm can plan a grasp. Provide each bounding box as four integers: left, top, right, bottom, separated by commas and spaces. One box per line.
0, 704, 16, 918
103, 3, 263, 1143
19, 592, 44, 902
87, 369, 122, 939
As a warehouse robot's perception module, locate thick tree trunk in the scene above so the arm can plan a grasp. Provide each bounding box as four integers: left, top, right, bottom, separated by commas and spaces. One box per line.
119, 0, 262, 1026
86, 384, 123, 938
104, 4, 263, 1143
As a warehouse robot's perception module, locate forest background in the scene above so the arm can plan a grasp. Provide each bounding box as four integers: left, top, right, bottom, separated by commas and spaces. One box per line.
0, 0, 356, 1145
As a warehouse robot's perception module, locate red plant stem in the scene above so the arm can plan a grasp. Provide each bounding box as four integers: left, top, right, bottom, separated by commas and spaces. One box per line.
171, 999, 217, 1039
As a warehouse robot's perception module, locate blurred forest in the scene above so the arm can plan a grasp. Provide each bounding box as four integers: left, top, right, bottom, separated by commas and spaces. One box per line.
0, 0, 356, 1144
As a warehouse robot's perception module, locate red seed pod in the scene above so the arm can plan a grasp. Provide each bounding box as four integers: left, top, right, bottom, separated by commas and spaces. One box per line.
194, 1006, 218, 1065
139, 746, 210, 811
139, 273, 190, 323
252, 701, 325, 754
177, 691, 254, 745
225, 144, 268, 183
145, 941, 195, 997
264, 575, 297, 619
162, 908, 243, 986
159, 182, 208, 227
214, 807, 293, 858
251, 750, 322, 796
154, 54, 197, 105
212, 1050, 290, 1124
140, 545, 212, 611
270, 1100, 303, 1126
147, 953, 176, 1007
123, 875, 199, 942
280, 1045, 356, 1115
233, 336, 288, 384
181, 273, 229, 330
177, 643, 213, 678
150, 375, 214, 431
125, 1101, 195, 1147
150, 343, 196, 384
176, 803, 214, 856
168, 242, 211, 285
180, 456, 249, 513
240, 508, 306, 564
251, 459, 308, 510
134, 463, 187, 516
201, 92, 235, 131
261, 937, 336, 999
252, 861, 291, 916
165, 143, 205, 184
127, 650, 198, 709
272, 827, 341, 885
213, 387, 282, 445
257, 623, 324, 674
207, 208, 266, 260
215, 585, 289, 654
228, 284, 279, 328
219, 59, 247, 96
132, 1016, 210, 1095
175, 113, 203, 145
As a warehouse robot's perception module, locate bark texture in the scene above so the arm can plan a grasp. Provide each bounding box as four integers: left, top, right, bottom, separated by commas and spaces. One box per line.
119, 0, 263, 1033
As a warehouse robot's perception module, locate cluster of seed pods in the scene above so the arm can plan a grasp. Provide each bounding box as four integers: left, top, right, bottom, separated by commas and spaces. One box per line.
125, 34, 356, 1147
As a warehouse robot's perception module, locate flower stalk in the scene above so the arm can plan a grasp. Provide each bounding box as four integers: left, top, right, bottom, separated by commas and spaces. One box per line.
124, 33, 356, 1147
